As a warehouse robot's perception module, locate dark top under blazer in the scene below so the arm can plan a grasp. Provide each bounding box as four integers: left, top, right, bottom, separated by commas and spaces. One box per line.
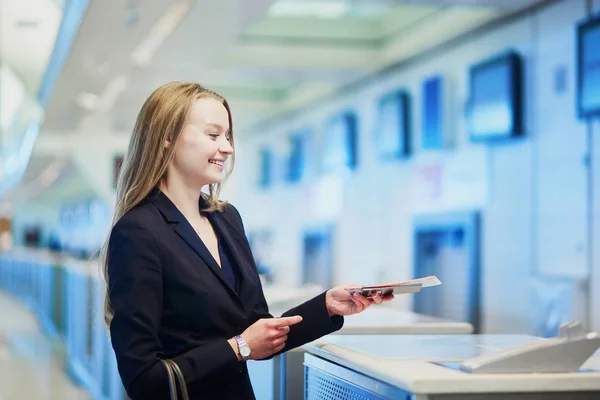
107, 188, 343, 399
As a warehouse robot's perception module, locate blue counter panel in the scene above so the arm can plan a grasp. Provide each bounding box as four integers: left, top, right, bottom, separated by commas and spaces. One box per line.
304, 354, 412, 400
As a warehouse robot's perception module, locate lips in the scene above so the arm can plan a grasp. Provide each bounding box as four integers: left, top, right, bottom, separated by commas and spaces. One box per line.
209, 159, 224, 168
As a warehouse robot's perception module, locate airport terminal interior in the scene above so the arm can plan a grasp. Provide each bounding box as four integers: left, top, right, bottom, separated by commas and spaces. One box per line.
1, 0, 600, 399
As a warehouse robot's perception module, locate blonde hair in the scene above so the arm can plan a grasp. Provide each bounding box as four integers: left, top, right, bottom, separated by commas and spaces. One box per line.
100, 82, 235, 327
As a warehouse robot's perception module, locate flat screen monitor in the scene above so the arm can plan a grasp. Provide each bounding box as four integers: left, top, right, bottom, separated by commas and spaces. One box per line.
422, 76, 444, 149
321, 112, 358, 174
259, 147, 273, 188
577, 13, 600, 118
375, 89, 411, 159
466, 51, 523, 141
302, 226, 333, 288
286, 129, 312, 183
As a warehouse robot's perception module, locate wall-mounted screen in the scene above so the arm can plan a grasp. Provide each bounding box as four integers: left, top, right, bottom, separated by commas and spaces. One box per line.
422, 76, 444, 149
258, 147, 273, 188
248, 230, 274, 283
286, 129, 312, 183
577, 13, 600, 118
321, 112, 358, 174
302, 225, 334, 288
375, 89, 411, 159
466, 50, 523, 142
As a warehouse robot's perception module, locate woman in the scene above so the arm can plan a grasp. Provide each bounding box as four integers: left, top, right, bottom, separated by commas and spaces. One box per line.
101, 82, 392, 399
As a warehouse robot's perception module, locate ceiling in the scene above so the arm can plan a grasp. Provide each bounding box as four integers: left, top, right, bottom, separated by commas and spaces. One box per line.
10, 0, 551, 203
3, 153, 94, 205
0, 0, 62, 93
41, 0, 549, 134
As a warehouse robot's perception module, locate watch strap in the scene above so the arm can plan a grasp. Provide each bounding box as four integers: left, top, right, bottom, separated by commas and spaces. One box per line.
234, 335, 250, 361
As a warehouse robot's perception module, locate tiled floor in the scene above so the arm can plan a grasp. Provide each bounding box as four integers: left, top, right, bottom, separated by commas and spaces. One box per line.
0, 291, 91, 400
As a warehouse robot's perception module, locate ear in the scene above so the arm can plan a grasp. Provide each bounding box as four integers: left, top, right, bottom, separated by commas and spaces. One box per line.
164, 138, 172, 148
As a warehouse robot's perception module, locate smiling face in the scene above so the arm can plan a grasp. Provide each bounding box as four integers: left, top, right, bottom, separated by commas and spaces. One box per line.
167, 96, 233, 189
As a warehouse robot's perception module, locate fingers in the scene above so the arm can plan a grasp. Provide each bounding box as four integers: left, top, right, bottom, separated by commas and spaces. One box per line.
275, 342, 286, 353
371, 292, 383, 305
352, 292, 372, 309
382, 293, 394, 302
276, 325, 291, 335
271, 315, 303, 328
269, 326, 289, 340
272, 335, 288, 348
349, 293, 367, 311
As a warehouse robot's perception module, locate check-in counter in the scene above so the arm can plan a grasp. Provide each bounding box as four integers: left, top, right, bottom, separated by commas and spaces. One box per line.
248, 306, 474, 400
0, 250, 126, 400
303, 334, 600, 399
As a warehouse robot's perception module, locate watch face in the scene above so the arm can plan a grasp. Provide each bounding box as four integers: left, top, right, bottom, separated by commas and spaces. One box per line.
240, 345, 251, 358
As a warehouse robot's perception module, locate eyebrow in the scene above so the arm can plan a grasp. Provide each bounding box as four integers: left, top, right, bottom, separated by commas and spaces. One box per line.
206, 123, 226, 131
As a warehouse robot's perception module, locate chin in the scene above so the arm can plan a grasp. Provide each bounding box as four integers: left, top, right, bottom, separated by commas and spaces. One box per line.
206, 174, 224, 185
200, 164, 225, 184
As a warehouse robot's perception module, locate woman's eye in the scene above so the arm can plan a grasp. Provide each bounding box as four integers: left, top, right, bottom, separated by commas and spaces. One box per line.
209, 134, 219, 139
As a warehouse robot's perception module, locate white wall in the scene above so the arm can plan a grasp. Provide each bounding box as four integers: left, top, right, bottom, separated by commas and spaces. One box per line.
593, 116, 600, 333
228, 0, 599, 334
590, 0, 600, 339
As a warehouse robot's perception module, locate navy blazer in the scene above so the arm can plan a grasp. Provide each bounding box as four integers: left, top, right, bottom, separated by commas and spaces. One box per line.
107, 188, 343, 399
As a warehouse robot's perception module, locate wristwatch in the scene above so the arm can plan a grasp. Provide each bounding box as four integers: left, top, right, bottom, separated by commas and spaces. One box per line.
234, 335, 251, 361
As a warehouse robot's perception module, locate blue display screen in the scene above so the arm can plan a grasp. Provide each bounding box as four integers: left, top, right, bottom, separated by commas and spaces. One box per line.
467, 51, 522, 141
287, 133, 306, 183
422, 76, 443, 149
375, 91, 409, 158
581, 22, 600, 115
321, 113, 357, 174
469, 61, 513, 138
259, 148, 272, 188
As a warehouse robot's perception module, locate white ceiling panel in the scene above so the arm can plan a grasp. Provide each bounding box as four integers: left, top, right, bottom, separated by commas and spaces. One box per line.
18, 0, 554, 199
0, 0, 62, 92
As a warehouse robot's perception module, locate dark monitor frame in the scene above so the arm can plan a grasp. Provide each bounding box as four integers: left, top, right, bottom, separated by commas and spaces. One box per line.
375, 89, 411, 159
577, 12, 600, 119
466, 50, 524, 143
320, 111, 358, 174
422, 75, 444, 150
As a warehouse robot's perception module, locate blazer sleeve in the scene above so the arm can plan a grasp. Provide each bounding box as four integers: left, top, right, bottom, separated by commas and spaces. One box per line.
108, 217, 239, 400
254, 291, 344, 358
226, 204, 344, 357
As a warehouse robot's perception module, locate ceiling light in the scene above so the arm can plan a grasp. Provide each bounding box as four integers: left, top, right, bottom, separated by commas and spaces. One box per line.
15, 20, 41, 28
96, 75, 129, 113
131, 0, 193, 67
77, 92, 100, 110
268, 0, 349, 19
38, 157, 67, 186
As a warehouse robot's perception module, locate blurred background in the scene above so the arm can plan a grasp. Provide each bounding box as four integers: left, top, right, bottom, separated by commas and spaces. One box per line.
0, 0, 599, 399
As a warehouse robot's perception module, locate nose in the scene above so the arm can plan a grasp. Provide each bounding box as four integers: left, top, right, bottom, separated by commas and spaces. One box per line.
218, 137, 233, 155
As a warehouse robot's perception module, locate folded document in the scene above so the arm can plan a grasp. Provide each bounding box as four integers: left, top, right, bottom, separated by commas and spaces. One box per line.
345, 276, 442, 297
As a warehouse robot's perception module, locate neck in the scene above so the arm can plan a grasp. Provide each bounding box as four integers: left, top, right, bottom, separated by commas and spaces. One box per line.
159, 175, 206, 223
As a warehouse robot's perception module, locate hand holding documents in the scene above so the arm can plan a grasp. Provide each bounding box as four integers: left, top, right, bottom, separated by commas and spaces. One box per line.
345, 276, 441, 298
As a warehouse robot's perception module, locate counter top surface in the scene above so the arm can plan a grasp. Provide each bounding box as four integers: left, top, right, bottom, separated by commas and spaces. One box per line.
304, 334, 600, 394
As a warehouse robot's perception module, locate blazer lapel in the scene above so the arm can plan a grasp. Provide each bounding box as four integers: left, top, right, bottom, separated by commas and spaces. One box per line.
207, 212, 253, 299
149, 189, 243, 306
173, 223, 222, 275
